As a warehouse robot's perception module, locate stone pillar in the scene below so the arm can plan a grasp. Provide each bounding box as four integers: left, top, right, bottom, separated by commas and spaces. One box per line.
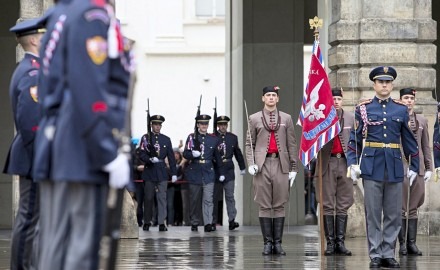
228, 0, 307, 225
328, 0, 438, 235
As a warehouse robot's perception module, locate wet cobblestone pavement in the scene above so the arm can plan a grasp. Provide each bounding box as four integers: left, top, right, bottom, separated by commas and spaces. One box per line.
1, 226, 440, 269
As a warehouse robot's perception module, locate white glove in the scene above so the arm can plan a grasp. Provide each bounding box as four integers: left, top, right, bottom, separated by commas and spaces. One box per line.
171, 175, 178, 183
436, 168, 440, 182
424, 171, 432, 183
350, 165, 361, 182
219, 175, 225, 182
289, 172, 297, 187
407, 169, 417, 186
149, 157, 160, 163
103, 153, 130, 189
248, 165, 258, 176
192, 150, 201, 158
240, 169, 246, 175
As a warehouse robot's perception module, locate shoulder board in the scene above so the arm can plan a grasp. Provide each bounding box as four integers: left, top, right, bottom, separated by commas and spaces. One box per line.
357, 99, 372, 106
84, 8, 109, 24
209, 133, 217, 137
392, 99, 406, 106
28, 70, 38, 77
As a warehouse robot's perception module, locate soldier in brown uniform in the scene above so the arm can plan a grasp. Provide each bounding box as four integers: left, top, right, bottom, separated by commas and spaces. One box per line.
245, 86, 298, 256
398, 88, 432, 256
315, 89, 354, 256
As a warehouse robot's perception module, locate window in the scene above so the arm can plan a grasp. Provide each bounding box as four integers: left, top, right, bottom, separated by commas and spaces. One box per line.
196, 0, 225, 17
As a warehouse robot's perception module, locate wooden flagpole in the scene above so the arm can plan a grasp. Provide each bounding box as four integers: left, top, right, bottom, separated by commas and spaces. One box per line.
309, 15, 325, 256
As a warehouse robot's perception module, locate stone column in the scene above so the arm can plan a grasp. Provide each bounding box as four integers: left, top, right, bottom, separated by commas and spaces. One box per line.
228, 0, 306, 225
328, 0, 438, 235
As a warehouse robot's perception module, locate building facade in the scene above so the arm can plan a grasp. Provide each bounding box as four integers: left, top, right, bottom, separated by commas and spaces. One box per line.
0, 0, 438, 235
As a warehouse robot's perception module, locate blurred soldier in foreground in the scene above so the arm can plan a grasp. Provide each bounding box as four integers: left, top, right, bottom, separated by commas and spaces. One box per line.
33, 1, 132, 268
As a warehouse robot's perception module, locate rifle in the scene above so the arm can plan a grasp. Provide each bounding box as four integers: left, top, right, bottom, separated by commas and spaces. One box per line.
192, 95, 202, 151
98, 49, 136, 270
145, 99, 157, 157
213, 97, 217, 134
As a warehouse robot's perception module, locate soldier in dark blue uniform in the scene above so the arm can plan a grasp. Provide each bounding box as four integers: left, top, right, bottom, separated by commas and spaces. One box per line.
347, 66, 419, 269
3, 14, 49, 270
139, 115, 177, 231
132, 138, 145, 227
33, 1, 133, 269
434, 103, 440, 179
212, 115, 246, 231
183, 114, 225, 232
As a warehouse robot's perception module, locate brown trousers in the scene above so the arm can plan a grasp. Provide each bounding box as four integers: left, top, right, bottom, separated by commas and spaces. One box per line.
316, 156, 354, 215
253, 157, 290, 218
402, 175, 425, 219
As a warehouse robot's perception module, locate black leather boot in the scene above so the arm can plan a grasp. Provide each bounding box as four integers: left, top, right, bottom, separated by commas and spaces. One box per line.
335, 215, 352, 256
229, 219, 239, 230
323, 215, 335, 256
407, 219, 422, 255
399, 219, 407, 256
273, 217, 286, 255
259, 217, 273, 255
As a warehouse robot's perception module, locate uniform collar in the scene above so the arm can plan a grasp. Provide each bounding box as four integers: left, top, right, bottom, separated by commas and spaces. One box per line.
25, 51, 39, 58
374, 96, 391, 103
263, 108, 278, 115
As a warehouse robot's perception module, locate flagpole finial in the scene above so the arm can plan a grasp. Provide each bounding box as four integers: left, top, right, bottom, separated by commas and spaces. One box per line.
309, 16, 323, 40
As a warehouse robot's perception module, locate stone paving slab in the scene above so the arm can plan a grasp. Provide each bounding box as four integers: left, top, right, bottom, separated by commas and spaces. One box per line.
1, 226, 440, 269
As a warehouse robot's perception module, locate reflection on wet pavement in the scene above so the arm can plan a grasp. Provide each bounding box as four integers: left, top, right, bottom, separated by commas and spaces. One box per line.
1, 226, 440, 269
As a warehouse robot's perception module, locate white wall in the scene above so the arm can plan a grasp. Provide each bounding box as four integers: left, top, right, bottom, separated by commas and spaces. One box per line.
116, 0, 226, 147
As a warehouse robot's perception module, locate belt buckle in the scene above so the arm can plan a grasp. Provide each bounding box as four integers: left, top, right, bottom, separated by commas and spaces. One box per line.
199, 160, 205, 164
336, 153, 342, 158
270, 153, 276, 158
383, 143, 390, 148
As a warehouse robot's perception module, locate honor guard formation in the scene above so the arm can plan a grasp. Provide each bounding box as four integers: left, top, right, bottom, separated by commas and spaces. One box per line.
3, 1, 440, 269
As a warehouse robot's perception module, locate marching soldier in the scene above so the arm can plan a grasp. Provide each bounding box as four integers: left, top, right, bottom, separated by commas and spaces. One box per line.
434, 103, 440, 180
398, 88, 432, 256
4, 14, 49, 270
33, 1, 132, 269
347, 67, 419, 268
212, 116, 246, 231
183, 114, 225, 232
139, 115, 177, 231
315, 89, 354, 256
245, 86, 298, 256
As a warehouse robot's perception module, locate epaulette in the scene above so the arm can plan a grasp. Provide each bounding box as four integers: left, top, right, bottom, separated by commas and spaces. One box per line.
357, 99, 372, 107
84, 8, 109, 24
392, 99, 407, 106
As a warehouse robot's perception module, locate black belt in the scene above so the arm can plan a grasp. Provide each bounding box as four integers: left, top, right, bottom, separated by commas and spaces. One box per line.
266, 153, 279, 158
330, 153, 345, 158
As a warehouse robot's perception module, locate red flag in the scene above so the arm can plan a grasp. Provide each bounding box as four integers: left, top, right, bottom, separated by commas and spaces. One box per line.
298, 41, 340, 167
